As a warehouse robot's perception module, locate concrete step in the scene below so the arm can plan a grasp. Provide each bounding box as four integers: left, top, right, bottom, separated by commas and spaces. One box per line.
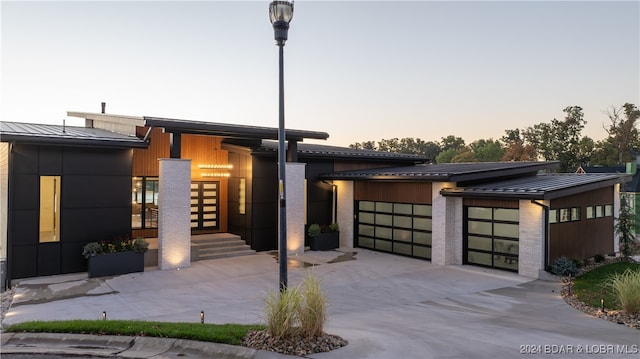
197, 249, 257, 261
190, 233, 255, 261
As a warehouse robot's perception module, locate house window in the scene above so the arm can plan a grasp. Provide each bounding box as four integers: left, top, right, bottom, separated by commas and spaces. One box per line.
586, 207, 594, 219
549, 209, 558, 223
559, 209, 570, 222
605, 204, 613, 217
132, 177, 159, 229
39, 176, 61, 243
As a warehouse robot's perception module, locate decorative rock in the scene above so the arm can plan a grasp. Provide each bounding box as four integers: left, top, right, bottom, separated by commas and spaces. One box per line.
242, 329, 348, 356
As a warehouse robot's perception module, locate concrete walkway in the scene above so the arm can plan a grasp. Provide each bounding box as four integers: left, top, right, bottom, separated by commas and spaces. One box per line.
2, 249, 639, 358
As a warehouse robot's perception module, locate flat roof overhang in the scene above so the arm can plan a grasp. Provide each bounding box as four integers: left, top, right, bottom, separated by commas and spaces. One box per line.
320, 161, 558, 182
440, 174, 631, 200
144, 116, 329, 142
0, 122, 148, 149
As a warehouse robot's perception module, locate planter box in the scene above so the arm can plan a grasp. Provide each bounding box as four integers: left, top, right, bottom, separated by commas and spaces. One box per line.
309, 232, 339, 251
88, 252, 144, 278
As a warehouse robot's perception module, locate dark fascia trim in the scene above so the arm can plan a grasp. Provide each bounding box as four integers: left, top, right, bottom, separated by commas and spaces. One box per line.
320, 162, 558, 181
144, 116, 329, 141
0, 134, 149, 149
440, 175, 628, 200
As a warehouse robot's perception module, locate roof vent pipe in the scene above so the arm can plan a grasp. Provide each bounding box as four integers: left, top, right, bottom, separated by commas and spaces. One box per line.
101, 102, 106, 114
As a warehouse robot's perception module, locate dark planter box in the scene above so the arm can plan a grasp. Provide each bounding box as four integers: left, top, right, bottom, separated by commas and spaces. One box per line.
88, 252, 144, 278
309, 232, 339, 251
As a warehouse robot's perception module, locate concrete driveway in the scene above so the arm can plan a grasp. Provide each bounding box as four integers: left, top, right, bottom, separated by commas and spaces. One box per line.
3, 249, 639, 358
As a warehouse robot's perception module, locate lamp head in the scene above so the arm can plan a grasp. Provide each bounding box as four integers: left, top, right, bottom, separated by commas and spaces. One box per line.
269, 1, 294, 44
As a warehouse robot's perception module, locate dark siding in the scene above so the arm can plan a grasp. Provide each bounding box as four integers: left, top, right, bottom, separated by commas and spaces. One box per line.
250, 156, 278, 251
549, 187, 614, 262
306, 160, 334, 226
9, 144, 133, 279
354, 182, 432, 204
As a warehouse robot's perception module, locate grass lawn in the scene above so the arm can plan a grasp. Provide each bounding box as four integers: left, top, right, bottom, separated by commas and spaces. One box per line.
572, 261, 640, 310
4, 320, 264, 345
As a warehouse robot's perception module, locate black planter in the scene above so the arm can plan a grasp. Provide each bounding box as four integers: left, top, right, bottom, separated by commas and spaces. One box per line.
309, 232, 339, 251
88, 252, 144, 278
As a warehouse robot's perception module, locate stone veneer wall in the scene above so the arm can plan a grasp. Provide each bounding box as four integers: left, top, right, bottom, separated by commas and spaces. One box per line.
518, 200, 546, 278
158, 159, 191, 270
285, 163, 305, 255
431, 182, 462, 266
335, 180, 354, 248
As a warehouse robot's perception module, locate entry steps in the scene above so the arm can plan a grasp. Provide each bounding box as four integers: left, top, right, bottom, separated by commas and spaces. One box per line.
191, 233, 256, 261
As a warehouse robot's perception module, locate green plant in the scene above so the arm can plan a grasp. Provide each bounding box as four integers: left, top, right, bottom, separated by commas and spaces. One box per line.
573, 261, 640, 310
261, 271, 328, 340
609, 269, 640, 314
550, 256, 579, 276
308, 223, 339, 238
263, 286, 301, 340
82, 234, 149, 259
594, 253, 606, 263
307, 224, 322, 238
81, 242, 103, 258
4, 320, 263, 345
615, 194, 638, 259
297, 271, 327, 338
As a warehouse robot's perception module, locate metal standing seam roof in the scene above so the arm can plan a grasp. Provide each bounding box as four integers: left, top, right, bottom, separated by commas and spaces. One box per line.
320, 161, 558, 181
0, 121, 148, 148
440, 173, 630, 200
257, 141, 430, 161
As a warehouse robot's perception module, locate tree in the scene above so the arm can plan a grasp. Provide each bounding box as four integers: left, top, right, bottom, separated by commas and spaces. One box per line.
440, 135, 465, 152
349, 141, 376, 150
521, 106, 587, 172
501, 129, 537, 161
604, 103, 640, 165
471, 139, 504, 162
435, 148, 458, 163
615, 194, 638, 259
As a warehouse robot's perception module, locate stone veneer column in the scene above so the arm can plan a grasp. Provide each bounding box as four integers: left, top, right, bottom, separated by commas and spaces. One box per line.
431, 182, 461, 266
285, 163, 305, 255
335, 180, 354, 248
158, 159, 191, 270
518, 200, 546, 278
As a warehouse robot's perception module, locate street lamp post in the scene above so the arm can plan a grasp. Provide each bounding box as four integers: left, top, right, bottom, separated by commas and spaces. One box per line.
269, 0, 294, 292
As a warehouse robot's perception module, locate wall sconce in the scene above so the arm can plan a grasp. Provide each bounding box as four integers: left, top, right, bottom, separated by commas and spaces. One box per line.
202, 173, 231, 178
102, 311, 107, 320
200, 311, 205, 324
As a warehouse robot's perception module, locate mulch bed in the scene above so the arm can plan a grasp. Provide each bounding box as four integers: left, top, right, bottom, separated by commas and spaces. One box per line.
242, 329, 347, 356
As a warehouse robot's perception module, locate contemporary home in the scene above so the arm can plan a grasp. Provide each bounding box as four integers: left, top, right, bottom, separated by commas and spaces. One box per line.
0, 108, 630, 288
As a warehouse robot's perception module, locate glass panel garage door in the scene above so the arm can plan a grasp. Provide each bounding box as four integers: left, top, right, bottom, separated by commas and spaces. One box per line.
356, 201, 432, 260
464, 206, 519, 272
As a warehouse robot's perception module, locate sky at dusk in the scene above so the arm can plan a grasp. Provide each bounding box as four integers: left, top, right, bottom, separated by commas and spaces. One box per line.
1, 1, 639, 147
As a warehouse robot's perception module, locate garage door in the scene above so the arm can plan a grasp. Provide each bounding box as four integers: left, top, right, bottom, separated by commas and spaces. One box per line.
355, 201, 432, 260
464, 206, 519, 272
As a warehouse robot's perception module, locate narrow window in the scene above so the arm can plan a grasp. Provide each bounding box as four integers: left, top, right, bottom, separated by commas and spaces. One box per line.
586, 206, 594, 219
39, 176, 61, 243
604, 204, 613, 217
239, 178, 246, 215
571, 207, 580, 221
549, 209, 558, 224
559, 208, 570, 222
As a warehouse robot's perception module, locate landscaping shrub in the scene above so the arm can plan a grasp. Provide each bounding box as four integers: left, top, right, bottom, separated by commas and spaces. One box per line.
609, 269, 640, 314
297, 272, 327, 338
594, 254, 606, 263
263, 285, 301, 340
550, 256, 579, 276
262, 271, 327, 340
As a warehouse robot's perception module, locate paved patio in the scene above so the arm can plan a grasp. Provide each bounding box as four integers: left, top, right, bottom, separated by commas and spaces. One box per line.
3, 249, 639, 358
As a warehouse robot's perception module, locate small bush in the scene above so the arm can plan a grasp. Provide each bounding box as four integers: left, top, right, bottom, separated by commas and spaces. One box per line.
550, 256, 579, 276
594, 254, 606, 263
609, 269, 640, 314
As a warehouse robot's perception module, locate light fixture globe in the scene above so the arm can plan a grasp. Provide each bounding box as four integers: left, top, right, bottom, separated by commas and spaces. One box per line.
269, 1, 294, 44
